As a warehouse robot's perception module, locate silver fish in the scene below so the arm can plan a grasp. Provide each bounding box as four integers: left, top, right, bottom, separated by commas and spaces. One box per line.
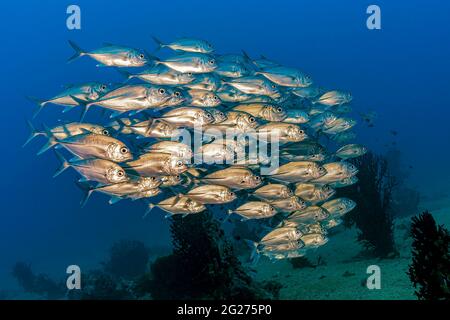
233, 103, 287, 122
149, 195, 206, 216
153, 37, 214, 53
68, 41, 150, 67
229, 201, 277, 220
226, 76, 280, 97
156, 53, 217, 73
54, 152, 128, 185
187, 185, 236, 204
294, 183, 336, 204
314, 90, 352, 106
159, 107, 214, 128
335, 144, 367, 160
124, 152, 187, 176
123, 65, 195, 85
201, 167, 262, 190
253, 184, 293, 201
55, 133, 132, 162
257, 66, 312, 88
321, 198, 357, 218
265, 161, 327, 183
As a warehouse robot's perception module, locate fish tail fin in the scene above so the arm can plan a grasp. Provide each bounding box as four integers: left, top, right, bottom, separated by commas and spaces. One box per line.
26, 96, 47, 118
67, 40, 86, 63
37, 125, 57, 155
241, 50, 254, 65
75, 181, 94, 208
151, 36, 165, 51
143, 203, 155, 218
69, 95, 91, 122
23, 120, 42, 147
53, 150, 70, 178
243, 239, 261, 265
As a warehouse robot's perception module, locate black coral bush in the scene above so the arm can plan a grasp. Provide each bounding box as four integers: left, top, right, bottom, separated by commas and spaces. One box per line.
408, 211, 450, 300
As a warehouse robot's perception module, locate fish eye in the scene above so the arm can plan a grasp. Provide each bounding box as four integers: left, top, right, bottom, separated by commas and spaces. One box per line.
177, 161, 183, 167
176, 175, 180, 179
299, 130, 304, 134
255, 176, 261, 181
271, 84, 276, 88
102, 129, 109, 135
277, 107, 283, 112
174, 91, 181, 97
213, 96, 218, 100
151, 177, 156, 181
139, 53, 145, 59
101, 85, 107, 90
208, 59, 215, 65
230, 192, 235, 197
158, 88, 166, 95
249, 117, 255, 122
187, 72, 193, 76
206, 113, 213, 119
118, 171, 124, 177
120, 147, 128, 154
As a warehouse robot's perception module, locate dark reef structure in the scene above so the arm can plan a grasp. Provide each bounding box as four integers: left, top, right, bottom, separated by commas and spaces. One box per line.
102, 239, 150, 280
289, 255, 326, 269
11, 262, 66, 299
338, 152, 397, 258
385, 147, 421, 218
138, 211, 282, 300
68, 270, 136, 300
408, 211, 450, 300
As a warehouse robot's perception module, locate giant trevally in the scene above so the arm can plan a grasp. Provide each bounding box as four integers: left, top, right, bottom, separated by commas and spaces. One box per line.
120, 64, 195, 85
226, 76, 280, 97
53, 132, 132, 162
313, 90, 352, 106
265, 161, 327, 183
155, 53, 217, 73
229, 201, 277, 220
201, 167, 262, 190
215, 61, 250, 78
77, 177, 161, 206
152, 37, 214, 53
256, 66, 313, 88
158, 107, 214, 127
311, 161, 358, 184
124, 152, 187, 176
186, 185, 236, 204
253, 183, 293, 201
27, 82, 109, 118
233, 103, 287, 122
25, 121, 110, 151
148, 195, 206, 217
53, 151, 128, 185
321, 198, 357, 218
68, 41, 151, 67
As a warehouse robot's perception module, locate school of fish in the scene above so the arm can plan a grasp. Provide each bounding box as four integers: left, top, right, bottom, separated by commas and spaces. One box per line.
25, 37, 366, 261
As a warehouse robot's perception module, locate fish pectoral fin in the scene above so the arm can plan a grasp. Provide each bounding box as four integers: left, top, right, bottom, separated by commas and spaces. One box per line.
109, 196, 123, 205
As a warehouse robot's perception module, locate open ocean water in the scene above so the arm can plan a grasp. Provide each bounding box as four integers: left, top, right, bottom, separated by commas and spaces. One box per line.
0, 0, 449, 300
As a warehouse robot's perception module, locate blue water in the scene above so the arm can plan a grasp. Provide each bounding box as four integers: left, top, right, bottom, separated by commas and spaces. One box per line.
1, 0, 449, 298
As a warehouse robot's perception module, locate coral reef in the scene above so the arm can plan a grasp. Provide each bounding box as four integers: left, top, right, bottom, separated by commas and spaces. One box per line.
407, 211, 450, 300
68, 270, 136, 300
338, 152, 397, 257
102, 239, 150, 280
11, 262, 65, 299
140, 211, 281, 300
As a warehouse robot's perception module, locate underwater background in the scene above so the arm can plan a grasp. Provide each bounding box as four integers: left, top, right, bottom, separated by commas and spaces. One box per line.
1, 0, 449, 299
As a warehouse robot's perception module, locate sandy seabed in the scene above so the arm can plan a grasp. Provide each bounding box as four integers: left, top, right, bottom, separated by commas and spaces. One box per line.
254, 195, 450, 300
